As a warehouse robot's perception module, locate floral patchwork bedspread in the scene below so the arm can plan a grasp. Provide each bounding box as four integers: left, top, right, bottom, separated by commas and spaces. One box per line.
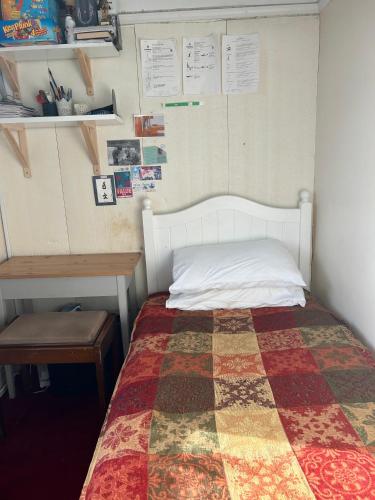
81, 293, 375, 500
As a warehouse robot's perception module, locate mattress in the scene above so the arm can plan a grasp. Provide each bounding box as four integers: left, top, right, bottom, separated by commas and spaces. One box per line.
81, 293, 375, 499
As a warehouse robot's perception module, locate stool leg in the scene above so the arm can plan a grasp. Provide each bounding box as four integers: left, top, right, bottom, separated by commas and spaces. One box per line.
95, 353, 106, 414
0, 399, 5, 439
5, 365, 15, 399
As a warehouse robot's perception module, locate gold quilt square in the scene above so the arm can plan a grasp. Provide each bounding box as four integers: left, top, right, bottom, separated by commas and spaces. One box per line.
216, 407, 290, 460
213, 333, 260, 355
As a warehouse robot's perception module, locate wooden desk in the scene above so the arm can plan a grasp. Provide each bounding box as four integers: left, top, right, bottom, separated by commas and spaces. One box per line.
0, 253, 141, 397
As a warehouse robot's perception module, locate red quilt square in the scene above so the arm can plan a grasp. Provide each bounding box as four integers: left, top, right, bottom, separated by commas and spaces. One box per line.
139, 304, 178, 319
253, 312, 297, 333
161, 353, 213, 378
148, 453, 230, 499
84, 453, 148, 500
269, 373, 336, 407
262, 348, 319, 376
123, 352, 164, 384
251, 305, 298, 317
107, 378, 159, 424
257, 329, 305, 352
136, 315, 174, 337
278, 404, 363, 449
295, 446, 375, 500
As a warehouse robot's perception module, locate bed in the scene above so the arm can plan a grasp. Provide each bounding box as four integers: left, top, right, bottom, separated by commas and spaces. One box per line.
81, 192, 375, 500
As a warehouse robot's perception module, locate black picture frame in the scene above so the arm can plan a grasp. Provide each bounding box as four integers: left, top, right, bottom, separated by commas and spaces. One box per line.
92, 175, 117, 206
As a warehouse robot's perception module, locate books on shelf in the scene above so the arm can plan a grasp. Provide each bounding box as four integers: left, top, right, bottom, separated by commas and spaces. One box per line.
0, 98, 40, 118
72, 15, 122, 50
76, 31, 113, 41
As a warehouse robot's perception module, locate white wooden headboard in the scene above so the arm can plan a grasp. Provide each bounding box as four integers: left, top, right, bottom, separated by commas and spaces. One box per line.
142, 191, 313, 294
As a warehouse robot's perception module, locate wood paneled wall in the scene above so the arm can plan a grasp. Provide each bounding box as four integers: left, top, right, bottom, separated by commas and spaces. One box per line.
0, 16, 319, 303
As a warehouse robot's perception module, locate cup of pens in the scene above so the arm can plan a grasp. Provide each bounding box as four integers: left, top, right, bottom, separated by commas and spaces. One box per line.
48, 68, 73, 116
36, 91, 58, 116
56, 96, 73, 116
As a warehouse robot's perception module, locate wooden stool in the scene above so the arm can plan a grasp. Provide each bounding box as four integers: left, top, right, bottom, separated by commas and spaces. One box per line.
0, 311, 121, 416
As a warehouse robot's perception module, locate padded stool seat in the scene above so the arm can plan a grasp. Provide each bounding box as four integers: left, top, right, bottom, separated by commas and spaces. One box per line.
0, 311, 107, 347
0, 312, 122, 430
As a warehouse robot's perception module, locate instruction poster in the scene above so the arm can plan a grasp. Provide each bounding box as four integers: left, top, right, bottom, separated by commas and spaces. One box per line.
183, 35, 220, 95
222, 33, 260, 94
141, 39, 179, 97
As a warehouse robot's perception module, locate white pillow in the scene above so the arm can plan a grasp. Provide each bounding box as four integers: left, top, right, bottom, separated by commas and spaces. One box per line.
166, 287, 306, 311
169, 239, 306, 294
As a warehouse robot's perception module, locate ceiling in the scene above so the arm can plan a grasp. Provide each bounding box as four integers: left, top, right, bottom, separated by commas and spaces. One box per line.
119, 0, 330, 24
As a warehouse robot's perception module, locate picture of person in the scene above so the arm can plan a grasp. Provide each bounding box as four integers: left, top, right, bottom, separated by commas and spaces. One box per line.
107, 140, 142, 166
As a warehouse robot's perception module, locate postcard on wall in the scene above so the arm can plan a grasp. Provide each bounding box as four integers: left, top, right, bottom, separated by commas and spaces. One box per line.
140, 39, 180, 97
140, 166, 162, 181
92, 175, 116, 206
132, 181, 157, 192
183, 35, 220, 95
222, 33, 260, 94
143, 145, 167, 165
130, 166, 141, 181
134, 115, 165, 137
114, 170, 133, 198
107, 139, 141, 166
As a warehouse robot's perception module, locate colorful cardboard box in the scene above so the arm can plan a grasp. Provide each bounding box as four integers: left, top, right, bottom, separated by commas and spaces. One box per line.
1, 0, 58, 21
0, 18, 61, 45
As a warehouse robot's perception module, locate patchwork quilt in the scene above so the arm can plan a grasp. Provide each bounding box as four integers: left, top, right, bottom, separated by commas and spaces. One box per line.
81, 293, 375, 500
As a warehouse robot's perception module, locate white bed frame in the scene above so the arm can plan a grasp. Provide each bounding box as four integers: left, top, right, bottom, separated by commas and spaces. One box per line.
142, 191, 313, 294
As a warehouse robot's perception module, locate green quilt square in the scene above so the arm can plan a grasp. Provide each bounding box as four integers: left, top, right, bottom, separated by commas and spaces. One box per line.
149, 410, 219, 455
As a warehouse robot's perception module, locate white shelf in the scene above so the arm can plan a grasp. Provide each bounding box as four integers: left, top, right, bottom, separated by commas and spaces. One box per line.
0, 113, 123, 128
0, 41, 120, 62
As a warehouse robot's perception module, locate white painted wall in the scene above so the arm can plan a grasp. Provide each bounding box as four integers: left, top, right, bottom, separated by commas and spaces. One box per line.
313, 0, 375, 349
0, 16, 319, 310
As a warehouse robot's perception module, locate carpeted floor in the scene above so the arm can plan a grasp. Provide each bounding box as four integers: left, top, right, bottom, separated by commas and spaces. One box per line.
0, 365, 104, 500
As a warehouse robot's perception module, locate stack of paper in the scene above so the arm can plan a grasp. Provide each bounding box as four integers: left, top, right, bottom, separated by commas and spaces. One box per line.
0, 98, 41, 118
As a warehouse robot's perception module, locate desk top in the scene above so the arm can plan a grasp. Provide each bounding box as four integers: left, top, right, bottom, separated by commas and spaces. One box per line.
0, 253, 142, 279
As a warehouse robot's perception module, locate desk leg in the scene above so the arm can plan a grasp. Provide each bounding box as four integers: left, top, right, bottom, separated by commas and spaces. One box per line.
0, 289, 16, 399
116, 275, 129, 356
128, 277, 137, 324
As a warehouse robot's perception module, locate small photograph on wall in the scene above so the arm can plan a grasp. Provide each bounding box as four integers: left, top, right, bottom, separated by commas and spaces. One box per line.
143, 145, 167, 165
92, 175, 116, 206
132, 181, 156, 192
107, 140, 141, 166
134, 115, 165, 137
130, 166, 141, 181
140, 166, 162, 181
114, 170, 133, 198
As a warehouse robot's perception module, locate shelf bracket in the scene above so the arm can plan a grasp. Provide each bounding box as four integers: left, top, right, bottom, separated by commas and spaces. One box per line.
80, 121, 101, 175
74, 48, 94, 97
0, 55, 21, 100
0, 124, 31, 178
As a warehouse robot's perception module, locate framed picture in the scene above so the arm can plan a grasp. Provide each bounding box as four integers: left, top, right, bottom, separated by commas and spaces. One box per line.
92, 175, 116, 206
107, 139, 142, 166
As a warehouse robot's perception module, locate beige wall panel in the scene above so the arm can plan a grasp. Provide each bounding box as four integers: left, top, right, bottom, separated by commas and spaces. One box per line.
227, 16, 319, 207
135, 21, 228, 212
0, 127, 69, 255
58, 26, 143, 254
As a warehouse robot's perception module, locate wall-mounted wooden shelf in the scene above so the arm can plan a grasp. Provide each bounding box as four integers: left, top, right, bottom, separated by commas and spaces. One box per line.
0, 114, 122, 177
0, 41, 120, 96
